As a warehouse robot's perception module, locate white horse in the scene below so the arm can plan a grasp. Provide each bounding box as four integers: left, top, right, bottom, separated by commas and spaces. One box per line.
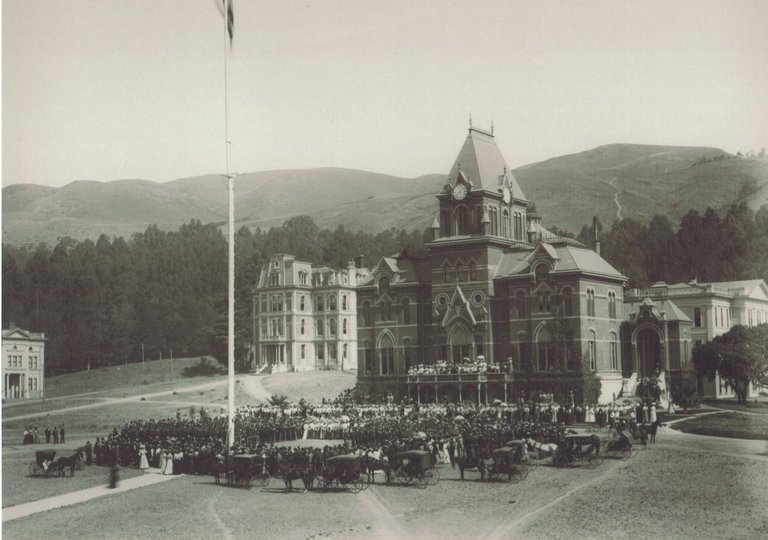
526, 438, 558, 460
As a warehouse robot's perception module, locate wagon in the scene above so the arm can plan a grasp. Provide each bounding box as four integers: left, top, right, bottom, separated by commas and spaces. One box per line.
392, 450, 439, 488
28, 450, 56, 477
603, 428, 640, 459
318, 454, 365, 492
486, 445, 530, 482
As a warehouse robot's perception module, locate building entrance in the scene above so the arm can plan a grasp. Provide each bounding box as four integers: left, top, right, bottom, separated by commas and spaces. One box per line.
636, 328, 661, 377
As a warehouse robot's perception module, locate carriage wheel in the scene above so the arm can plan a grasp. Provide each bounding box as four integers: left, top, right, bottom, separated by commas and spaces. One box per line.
28, 462, 39, 476
394, 469, 405, 485
424, 469, 439, 486
358, 475, 370, 490
621, 447, 632, 460
630, 448, 640, 459
259, 472, 270, 487
416, 475, 428, 489
351, 479, 364, 493
517, 466, 529, 481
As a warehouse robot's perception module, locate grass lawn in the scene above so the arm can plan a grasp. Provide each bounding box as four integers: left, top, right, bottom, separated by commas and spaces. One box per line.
262, 370, 356, 404
702, 398, 768, 415
672, 411, 768, 440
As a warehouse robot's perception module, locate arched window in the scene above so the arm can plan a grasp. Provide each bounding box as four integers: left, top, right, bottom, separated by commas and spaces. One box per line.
300, 319, 305, 335
329, 318, 337, 336
379, 333, 395, 375
587, 289, 595, 317
343, 318, 348, 335
610, 332, 618, 370
588, 330, 597, 371
379, 299, 392, 321
515, 291, 528, 319
561, 287, 573, 316
402, 298, 411, 325
316, 295, 324, 312
456, 206, 470, 235
316, 319, 324, 337
536, 326, 554, 371
502, 209, 509, 238
608, 292, 616, 319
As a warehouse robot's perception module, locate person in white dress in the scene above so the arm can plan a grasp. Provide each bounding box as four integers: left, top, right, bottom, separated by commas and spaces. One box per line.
649, 403, 658, 424
138, 444, 149, 470
162, 450, 174, 475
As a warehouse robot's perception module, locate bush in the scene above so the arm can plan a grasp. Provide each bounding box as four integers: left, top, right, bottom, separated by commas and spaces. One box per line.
182, 357, 225, 378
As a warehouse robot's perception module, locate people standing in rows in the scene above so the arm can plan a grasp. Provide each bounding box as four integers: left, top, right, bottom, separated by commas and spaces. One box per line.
60, 425, 66, 444
45, 426, 51, 444
53, 426, 59, 444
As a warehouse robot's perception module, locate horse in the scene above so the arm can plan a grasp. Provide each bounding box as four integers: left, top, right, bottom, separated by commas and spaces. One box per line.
361, 454, 391, 484
455, 444, 489, 481
280, 463, 313, 493
639, 420, 661, 445
525, 438, 559, 461
53, 451, 83, 478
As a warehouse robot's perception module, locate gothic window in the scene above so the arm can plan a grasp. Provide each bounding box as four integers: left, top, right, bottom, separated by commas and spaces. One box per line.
379, 300, 393, 321
502, 209, 509, 238
379, 333, 395, 375
403, 337, 413, 373
608, 292, 617, 319
456, 206, 470, 235
442, 261, 450, 282
536, 326, 553, 371
587, 289, 596, 318
561, 287, 573, 316
441, 208, 452, 237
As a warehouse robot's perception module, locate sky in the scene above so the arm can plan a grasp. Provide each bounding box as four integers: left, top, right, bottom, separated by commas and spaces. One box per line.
3, 0, 768, 187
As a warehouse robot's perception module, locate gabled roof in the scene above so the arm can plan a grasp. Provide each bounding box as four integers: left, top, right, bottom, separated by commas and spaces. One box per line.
498, 244, 626, 280
630, 297, 691, 322
2, 328, 46, 340
699, 279, 768, 299
446, 128, 528, 201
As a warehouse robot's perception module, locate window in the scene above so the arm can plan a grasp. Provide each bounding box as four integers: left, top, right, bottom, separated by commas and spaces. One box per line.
610, 335, 618, 370
537, 327, 553, 371
329, 344, 337, 360
29, 357, 33, 369
330, 319, 337, 336
693, 307, 702, 327
269, 272, 279, 286
441, 208, 452, 237
300, 296, 306, 311
330, 296, 337, 311
538, 292, 551, 313
502, 209, 510, 238
608, 292, 616, 319
402, 299, 411, 325
7, 356, 11, 367
316, 296, 324, 312
562, 288, 573, 316
469, 261, 477, 281
343, 318, 348, 335
317, 344, 325, 361
515, 291, 528, 318
362, 302, 373, 327
299, 272, 308, 286
588, 331, 597, 371
379, 300, 392, 321
684, 341, 689, 366
587, 289, 596, 317
300, 319, 305, 335
456, 206, 470, 235
343, 344, 348, 359
342, 295, 348, 310
301, 345, 306, 359
316, 320, 324, 337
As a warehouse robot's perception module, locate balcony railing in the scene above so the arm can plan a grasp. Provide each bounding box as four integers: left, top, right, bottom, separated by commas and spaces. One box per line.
405, 373, 512, 384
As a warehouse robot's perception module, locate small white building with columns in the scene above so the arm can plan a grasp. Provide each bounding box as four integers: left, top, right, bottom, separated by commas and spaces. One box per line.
2, 325, 46, 400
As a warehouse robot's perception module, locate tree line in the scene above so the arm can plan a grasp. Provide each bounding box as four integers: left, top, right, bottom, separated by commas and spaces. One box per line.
3, 202, 767, 375
2, 217, 427, 374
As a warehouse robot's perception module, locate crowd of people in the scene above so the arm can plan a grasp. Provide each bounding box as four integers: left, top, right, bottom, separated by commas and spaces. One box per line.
22, 424, 66, 445
407, 357, 508, 376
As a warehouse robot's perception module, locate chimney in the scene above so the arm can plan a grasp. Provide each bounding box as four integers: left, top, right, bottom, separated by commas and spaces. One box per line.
593, 216, 601, 256
353, 255, 365, 269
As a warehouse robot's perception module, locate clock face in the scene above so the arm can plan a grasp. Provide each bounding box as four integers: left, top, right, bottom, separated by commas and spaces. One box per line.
453, 183, 468, 201
502, 186, 511, 204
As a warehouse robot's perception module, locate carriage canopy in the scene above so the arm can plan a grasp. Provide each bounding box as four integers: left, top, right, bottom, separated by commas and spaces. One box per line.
326, 454, 362, 474
35, 450, 56, 466
397, 450, 433, 471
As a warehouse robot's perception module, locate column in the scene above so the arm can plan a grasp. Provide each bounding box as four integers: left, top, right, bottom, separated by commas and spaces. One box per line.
504, 383, 508, 404
459, 384, 462, 402
632, 341, 638, 374
477, 383, 481, 405
417, 384, 421, 404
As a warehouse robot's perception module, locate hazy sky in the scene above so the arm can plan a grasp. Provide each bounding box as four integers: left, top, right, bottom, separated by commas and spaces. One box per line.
3, 0, 768, 187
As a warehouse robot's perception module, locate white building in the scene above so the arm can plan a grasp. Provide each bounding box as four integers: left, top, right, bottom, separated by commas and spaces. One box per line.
625, 279, 768, 399
2, 325, 46, 400
253, 254, 370, 372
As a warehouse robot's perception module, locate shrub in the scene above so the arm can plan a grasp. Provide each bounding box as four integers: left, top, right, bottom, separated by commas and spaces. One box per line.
182, 357, 225, 378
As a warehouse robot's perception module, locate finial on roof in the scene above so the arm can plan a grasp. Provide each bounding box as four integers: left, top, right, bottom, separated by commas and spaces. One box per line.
468, 114, 473, 129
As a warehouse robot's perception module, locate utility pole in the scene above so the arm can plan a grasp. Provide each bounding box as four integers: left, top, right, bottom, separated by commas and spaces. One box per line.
141, 343, 145, 372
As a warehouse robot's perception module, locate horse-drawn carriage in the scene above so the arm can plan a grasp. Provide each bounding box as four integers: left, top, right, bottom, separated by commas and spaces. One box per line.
392, 450, 439, 488
485, 443, 531, 482
217, 454, 270, 487
28, 450, 56, 477
317, 454, 366, 493
603, 427, 641, 459
552, 434, 602, 469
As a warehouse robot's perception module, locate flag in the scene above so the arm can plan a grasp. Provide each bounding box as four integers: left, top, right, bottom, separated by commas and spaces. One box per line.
218, 0, 234, 45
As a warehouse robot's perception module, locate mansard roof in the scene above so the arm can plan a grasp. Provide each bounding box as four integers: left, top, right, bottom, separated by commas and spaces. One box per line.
446, 127, 528, 201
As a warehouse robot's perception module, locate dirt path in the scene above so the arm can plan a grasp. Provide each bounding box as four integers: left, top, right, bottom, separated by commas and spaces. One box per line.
2, 471, 182, 522
238, 374, 272, 403
605, 176, 623, 221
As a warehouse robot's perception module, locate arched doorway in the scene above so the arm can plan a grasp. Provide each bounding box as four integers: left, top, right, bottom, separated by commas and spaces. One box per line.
437, 385, 459, 403
419, 386, 435, 403
636, 328, 661, 377
450, 325, 472, 363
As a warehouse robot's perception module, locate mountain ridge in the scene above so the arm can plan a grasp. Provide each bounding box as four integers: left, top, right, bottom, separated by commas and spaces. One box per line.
4, 144, 767, 245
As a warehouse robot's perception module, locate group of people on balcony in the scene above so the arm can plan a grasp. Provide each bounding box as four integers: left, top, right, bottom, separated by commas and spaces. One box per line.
407, 356, 509, 376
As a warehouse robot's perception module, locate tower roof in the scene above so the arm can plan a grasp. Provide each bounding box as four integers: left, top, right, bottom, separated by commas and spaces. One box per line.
446, 127, 528, 202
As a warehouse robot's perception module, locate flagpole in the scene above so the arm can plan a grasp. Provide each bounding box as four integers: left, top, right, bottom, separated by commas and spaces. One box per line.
223, 0, 236, 450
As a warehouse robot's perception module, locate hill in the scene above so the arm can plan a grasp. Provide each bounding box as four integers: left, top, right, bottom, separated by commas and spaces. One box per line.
4, 146, 767, 244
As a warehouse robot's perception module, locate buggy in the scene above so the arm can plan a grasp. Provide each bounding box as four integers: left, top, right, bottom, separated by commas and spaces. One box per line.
603, 427, 640, 459
28, 450, 57, 477
318, 454, 366, 492
553, 434, 602, 469
486, 444, 531, 482
221, 454, 270, 487
392, 450, 439, 488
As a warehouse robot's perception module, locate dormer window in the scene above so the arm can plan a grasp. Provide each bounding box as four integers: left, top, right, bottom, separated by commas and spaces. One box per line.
269, 272, 279, 286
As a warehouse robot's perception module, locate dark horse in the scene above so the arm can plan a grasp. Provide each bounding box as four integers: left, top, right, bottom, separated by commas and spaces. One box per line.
455, 444, 490, 481
53, 451, 83, 478
361, 455, 392, 484
639, 420, 661, 445
272, 454, 314, 493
